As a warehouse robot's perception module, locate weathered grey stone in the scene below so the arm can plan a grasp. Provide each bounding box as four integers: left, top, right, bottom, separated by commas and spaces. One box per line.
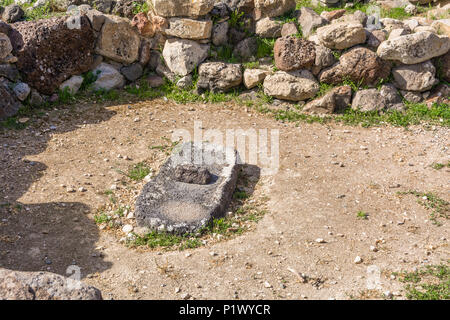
0, 77, 21, 120
197, 62, 243, 93
400, 90, 424, 103
319, 47, 391, 87
29, 89, 44, 107
0, 64, 19, 81
377, 32, 450, 64
254, 0, 296, 20
0, 33, 12, 60
0, 268, 102, 300
120, 63, 143, 82
263, 70, 319, 101
84, 8, 106, 32
176, 75, 193, 89
380, 18, 407, 33
12, 82, 30, 101
135, 142, 239, 234
366, 29, 387, 49
388, 28, 409, 40
92, 0, 113, 13
298, 7, 328, 38
59, 75, 83, 94
316, 22, 366, 49
274, 36, 316, 72
165, 18, 213, 40
243, 68, 269, 89
147, 75, 164, 88
255, 17, 282, 38
281, 22, 298, 37
303, 85, 352, 114
151, 0, 215, 18
392, 61, 438, 92
352, 84, 404, 111
2, 4, 24, 23
92, 62, 125, 91
233, 37, 258, 61
312, 44, 335, 75
212, 21, 229, 46
95, 15, 140, 64
162, 39, 209, 76
222, 0, 254, 14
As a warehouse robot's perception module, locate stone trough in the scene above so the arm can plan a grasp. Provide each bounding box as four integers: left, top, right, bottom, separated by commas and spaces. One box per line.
135, 142, 239, 234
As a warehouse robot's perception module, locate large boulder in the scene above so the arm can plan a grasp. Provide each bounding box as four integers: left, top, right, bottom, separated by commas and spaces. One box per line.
151, 0, 215, 18
95, 15, 140, 64
392, 61, 438, 92
274, 36, 316, 72
319, 47, 391, 87
135, 142, 239, 234
303, 85, 352, 114
165, 18, 213, 40
316, 22, 366, 50
263, 70, 319, 101
352, 85, 404, 112
377, 32, 450, 64
298, 7, 328, 38
0, 77, 21, 120
162, 39, 209, 76
197, 62, 243, 93
12, 16, 95, 95
254, 0, 296, 20
0, 268, 102, 300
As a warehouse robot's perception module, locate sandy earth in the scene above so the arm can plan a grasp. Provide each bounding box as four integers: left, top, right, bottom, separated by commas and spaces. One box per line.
0, 98, 448, 300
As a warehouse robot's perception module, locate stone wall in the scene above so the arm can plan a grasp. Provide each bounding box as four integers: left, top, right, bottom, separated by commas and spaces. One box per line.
0, 0, 449, 120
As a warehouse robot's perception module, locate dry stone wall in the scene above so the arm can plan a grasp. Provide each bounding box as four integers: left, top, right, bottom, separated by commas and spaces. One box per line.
0, 0, 449, 120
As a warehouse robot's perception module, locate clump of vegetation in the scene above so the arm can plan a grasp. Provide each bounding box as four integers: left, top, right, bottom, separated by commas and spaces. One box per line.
127, 162, 151, 181
256, 38, 276, 59
398, 190, 449, 226
431, 162, 450, 170
356, 211, 369, 220
393, 264, 450, 300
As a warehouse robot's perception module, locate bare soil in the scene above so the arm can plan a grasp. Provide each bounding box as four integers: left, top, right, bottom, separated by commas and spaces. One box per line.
0, 98, 448, 300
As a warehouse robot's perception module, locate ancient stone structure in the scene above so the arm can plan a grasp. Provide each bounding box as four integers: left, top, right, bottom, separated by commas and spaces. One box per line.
0, 0, 449, 117
135, 142, 239, 234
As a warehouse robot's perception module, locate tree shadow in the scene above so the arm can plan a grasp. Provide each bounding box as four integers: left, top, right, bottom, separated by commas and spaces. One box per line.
0, 102, 116, 279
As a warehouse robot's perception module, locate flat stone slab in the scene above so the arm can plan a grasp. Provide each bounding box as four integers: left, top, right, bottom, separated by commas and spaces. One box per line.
135, 142, 239, 234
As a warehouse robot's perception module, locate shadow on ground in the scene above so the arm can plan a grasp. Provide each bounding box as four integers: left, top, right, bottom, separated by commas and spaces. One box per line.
0, 102, 116, 279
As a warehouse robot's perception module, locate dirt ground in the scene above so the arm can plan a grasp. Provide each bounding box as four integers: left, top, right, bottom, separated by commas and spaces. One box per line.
0, 98, 448, 300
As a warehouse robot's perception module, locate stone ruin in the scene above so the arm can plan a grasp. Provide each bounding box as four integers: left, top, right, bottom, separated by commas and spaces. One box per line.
135, 142, 239, 234
0, 0, 449, 120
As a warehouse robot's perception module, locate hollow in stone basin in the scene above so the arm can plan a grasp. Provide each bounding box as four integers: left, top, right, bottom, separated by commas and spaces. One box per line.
134, 142, 239, 234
